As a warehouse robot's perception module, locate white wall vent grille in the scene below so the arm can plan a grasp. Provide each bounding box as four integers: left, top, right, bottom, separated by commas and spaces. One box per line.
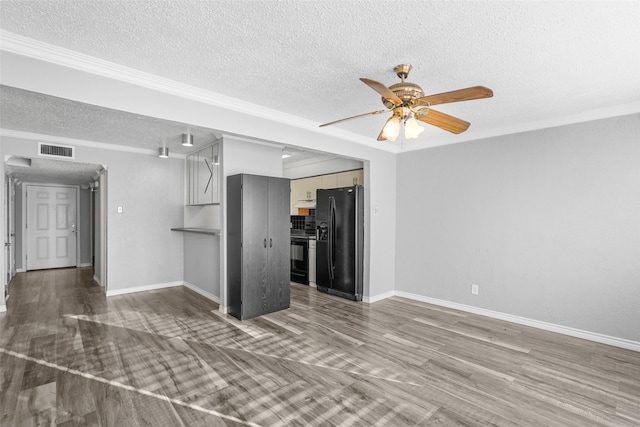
38, 142, 75, 159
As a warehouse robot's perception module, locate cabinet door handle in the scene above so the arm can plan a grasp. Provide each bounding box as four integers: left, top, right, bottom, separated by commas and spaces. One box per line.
269, 238, 273, 248
264, 238, 267, 248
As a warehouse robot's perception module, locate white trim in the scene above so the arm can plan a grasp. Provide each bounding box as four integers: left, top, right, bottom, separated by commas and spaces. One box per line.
367, 290, 640, 352
0, 304, 5, 313
0, 30, 388, 153
106, 281, 183, 297
400, 101, 640, 152
4, 30, 639, 154
16, 269, 25, 273
93, 275, 102, 286
79, 263, 93, 268
363, 290, 395, 304
182, 281, 220, 304
0, 129, 187, 159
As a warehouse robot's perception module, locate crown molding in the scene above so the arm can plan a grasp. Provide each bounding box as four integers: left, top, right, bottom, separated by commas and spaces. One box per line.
397, 102, 640, 153
3, 30, 637, 155
0, 128, 187, 159
0, 30, 395, 154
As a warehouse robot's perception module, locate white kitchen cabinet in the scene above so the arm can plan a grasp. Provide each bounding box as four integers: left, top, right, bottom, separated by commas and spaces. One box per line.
321, 173, 337, 190
336, 169, 364, 187
290, 175, 322, 215
187, 142, 220, 205
289, 170, 364, 215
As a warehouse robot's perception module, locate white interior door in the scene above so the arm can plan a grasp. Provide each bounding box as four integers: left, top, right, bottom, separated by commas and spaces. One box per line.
26, 185, 77, 270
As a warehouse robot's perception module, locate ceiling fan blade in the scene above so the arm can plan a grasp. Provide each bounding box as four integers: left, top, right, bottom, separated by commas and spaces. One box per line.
360, 78, 402, 106
415, 108, 470, 134
414, 86, 493, 107
319, 110, 387, 127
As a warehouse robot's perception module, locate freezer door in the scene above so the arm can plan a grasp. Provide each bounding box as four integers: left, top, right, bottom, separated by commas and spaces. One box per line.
315, 190, 331, 290
330, 188, 357, 295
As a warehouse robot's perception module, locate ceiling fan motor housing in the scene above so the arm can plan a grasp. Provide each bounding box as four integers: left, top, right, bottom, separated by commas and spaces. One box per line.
384, 81, 425, 108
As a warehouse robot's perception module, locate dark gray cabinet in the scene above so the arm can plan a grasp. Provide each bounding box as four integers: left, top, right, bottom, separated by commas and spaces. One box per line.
227, 174, 290, 320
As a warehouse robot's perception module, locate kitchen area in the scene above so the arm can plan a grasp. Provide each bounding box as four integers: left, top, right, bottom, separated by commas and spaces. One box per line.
286, 161, 364, 301
173, 140, 366, 318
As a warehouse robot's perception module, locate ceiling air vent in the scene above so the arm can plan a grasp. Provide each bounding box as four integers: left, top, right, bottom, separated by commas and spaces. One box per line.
38, 142, 75, 159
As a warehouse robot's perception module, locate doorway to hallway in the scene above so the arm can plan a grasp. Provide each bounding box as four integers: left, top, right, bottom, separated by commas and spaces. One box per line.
25, 184, 78, 270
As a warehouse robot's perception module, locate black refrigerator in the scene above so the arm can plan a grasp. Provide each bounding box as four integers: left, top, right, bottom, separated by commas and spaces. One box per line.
316, 185, 364, 301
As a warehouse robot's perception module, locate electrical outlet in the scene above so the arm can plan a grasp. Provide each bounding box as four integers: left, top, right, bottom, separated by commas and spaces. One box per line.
471, 284, 479, 295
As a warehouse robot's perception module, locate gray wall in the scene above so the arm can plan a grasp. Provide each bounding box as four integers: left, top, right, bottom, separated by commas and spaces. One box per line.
1, 137, 185, 292
184, 233, 220, 299
395, 113, 640, 342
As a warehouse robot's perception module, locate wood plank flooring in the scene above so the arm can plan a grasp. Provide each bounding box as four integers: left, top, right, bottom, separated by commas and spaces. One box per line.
0, 267, 638, 426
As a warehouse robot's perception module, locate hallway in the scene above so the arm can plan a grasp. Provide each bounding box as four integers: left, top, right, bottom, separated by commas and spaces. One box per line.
0, 268, 638, 426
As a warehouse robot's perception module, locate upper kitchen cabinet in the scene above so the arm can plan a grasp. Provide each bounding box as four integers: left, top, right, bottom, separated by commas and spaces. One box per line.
289, 169, 364, 215
336, 169, 364, 187
321, 173, 338, 189
290, 175, 322, 215
187, 142, 220, 205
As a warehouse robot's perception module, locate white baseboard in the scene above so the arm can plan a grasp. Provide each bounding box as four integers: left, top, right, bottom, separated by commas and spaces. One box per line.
0, 304, 5, 313
367, 290, 639, 352
93, 275, 102, 286
106, 281, 183, 297
16, 269, 25, 273
182, 281, 220, 304
363, 290, 396, 304
79, 263, 93, 268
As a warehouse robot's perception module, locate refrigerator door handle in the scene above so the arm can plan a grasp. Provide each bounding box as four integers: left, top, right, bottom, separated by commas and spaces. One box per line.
329, 196, 336, 280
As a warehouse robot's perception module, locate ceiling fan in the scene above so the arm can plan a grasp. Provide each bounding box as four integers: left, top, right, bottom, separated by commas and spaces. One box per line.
320, 64, 493, 141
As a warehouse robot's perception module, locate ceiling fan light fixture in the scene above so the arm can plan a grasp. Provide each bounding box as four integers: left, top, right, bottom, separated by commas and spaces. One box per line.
381, 115, 401, 141
404, 116, 425, 139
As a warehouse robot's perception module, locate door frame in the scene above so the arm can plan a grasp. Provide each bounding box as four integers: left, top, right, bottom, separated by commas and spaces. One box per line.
4, 177, 16, 299
22, 183, 81, 271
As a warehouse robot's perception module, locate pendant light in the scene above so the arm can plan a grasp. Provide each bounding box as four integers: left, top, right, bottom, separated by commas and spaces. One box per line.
158, 146, 169, 158
181, 133, 194, 147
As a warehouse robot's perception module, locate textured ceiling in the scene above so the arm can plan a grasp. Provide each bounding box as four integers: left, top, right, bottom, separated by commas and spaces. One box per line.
5, 156, 103, 186
1, 1, 639, 153
0, 85, 221, 154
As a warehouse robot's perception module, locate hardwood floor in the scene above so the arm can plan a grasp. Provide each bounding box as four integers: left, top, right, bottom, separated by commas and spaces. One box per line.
0, 268, 638, 426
